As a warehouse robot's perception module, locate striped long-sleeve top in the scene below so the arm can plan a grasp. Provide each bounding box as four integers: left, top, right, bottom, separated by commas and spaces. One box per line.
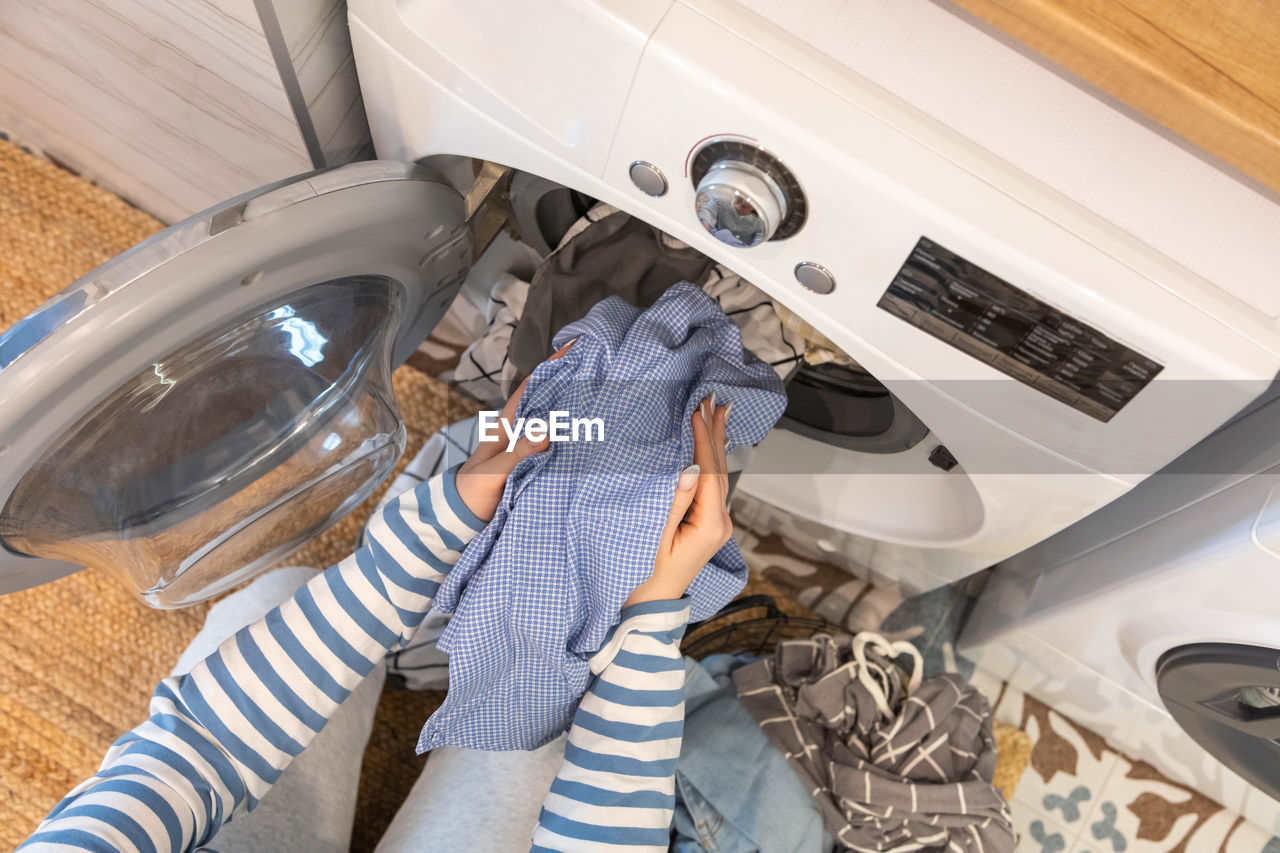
20, 465, 689, 853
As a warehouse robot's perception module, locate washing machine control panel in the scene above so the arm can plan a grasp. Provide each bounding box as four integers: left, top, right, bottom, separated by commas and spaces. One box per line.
879, 237, 1164, 422
689, 138, 806, 248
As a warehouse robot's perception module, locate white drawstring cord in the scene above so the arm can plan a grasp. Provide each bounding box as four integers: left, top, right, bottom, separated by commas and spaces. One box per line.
851, 632, 923, 720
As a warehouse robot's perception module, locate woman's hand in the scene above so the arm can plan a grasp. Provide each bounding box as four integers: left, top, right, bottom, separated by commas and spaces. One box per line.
454, 340, 574, 521
626, 395, 732, 607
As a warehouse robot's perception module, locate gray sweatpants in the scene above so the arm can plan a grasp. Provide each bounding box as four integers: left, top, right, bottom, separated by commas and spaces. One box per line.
178, 566, 565, 853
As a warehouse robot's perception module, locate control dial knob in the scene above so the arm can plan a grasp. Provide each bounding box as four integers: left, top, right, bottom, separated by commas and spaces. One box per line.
690, 138, 806, 248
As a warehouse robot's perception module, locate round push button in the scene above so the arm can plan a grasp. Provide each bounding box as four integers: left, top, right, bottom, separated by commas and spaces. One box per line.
794, 261, 836, 294
629, 161, 668, 197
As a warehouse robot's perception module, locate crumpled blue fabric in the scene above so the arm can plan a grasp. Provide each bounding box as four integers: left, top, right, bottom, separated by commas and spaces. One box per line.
673, 656, 833, 853
419, 282, 787, 751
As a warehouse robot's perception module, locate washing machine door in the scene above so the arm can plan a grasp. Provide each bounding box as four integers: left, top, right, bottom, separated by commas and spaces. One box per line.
0, 161, 472, 607
1157, 643, 1280, 802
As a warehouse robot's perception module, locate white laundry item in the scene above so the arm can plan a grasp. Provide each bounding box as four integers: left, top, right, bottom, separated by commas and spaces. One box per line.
771, 300, 858, 368
444, 273, 530, 407
414, 281, 489, 376
700, 263, 806, 377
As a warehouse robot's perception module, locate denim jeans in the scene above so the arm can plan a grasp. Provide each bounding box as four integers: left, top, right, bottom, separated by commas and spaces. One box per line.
672, 656, 831, 853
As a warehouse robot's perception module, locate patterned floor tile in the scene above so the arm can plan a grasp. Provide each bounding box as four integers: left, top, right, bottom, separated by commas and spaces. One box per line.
989, 680, 1028, 729
1014, 800, 1079, 853
1220, 815, 1280, 853
1014, 706, 1118, 843
1082, 750, 1274, 853
881, 573, 985, 680
990, 679, 1280, 853
733, 526, 903, 633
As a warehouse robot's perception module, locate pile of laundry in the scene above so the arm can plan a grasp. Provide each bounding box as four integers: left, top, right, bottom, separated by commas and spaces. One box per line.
670, 631, 1013, 852
433, 202, 808, 408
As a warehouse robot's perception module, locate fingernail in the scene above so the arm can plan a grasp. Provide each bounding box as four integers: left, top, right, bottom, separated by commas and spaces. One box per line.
678, 464, 700, 491
724, 440, 731, 454
722, 400, 733, 424
704, 391, 716, 426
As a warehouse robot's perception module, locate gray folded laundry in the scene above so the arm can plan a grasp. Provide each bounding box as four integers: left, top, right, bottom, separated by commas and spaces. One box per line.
733, 634, 1014, 853
507, 204, 716, 375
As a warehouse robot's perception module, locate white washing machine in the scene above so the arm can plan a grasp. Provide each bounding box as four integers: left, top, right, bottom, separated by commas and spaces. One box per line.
962, 387, 1280, 834
1, 0, 1279, 608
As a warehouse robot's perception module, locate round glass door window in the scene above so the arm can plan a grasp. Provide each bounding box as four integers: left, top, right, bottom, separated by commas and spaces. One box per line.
0, 278, 403, 608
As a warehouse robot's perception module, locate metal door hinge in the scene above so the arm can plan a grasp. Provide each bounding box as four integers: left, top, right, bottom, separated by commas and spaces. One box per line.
463, 160, 514, 263
418, 160, 514, 293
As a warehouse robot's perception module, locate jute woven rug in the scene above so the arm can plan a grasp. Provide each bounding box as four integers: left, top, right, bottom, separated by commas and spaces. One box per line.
0, 137, 467, 850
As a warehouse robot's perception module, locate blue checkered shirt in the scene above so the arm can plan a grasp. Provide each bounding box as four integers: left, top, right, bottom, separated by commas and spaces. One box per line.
422, 283, 787, 751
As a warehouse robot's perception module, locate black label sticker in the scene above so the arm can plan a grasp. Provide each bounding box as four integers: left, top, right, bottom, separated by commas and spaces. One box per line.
878, 237, 1162, 422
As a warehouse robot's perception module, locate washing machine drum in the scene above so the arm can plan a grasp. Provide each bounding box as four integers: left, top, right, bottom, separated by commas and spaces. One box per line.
0, 162, 471, 607
1157, 642, 1280, 802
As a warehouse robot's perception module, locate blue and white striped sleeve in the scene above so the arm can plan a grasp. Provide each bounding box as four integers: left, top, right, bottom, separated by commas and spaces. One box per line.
19, 465, 487, 853
531, 597, 691, 853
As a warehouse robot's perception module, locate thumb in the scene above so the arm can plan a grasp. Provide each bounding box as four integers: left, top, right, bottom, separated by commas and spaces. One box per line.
662, 464, 700, 534
501, 433, 551, 470
474, 432, 549, 479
